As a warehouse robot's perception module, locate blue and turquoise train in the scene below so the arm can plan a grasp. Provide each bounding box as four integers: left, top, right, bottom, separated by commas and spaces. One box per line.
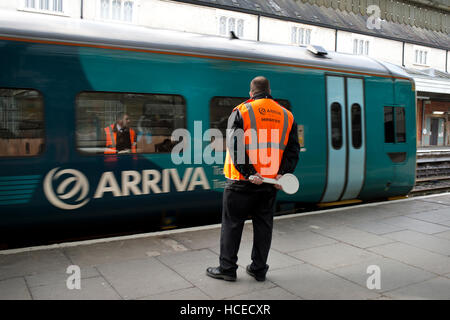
0, 10, 416, 247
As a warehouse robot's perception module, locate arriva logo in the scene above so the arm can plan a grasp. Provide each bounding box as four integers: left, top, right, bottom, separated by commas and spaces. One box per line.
44, 167, 211, 210
43, 168, 90, 210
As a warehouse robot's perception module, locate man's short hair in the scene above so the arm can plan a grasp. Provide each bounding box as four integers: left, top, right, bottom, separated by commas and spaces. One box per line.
250, 76, 270, 95
116, 112, 127, 121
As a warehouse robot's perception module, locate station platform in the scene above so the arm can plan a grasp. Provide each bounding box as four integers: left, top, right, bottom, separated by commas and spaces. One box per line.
417, 147, 450, 151
1, 193, 450, 300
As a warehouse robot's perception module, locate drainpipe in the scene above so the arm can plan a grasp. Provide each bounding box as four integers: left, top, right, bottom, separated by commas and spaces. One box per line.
257, 14, 260, 41
335, 29, 338, 52
80, 0, 84, 19
402, 41, 405, 67
446, 50, 448, 73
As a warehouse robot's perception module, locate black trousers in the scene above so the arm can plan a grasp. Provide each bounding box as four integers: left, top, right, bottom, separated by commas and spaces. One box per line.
219, 186, 278, 274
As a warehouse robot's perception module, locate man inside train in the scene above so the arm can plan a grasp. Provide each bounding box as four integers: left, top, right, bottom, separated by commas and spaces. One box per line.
104, 112, 137, 154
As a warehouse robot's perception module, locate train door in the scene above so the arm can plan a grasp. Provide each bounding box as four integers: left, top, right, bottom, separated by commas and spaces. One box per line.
430, 118, 439, 145
321, 75, 366, 202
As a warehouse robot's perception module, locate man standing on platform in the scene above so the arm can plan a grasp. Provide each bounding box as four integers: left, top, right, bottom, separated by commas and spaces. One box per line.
206, 76, 300, 282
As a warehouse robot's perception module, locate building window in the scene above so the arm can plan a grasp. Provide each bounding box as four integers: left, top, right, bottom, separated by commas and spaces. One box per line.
0, 89, 45, 157
76, 92, 186, 154
98, 0, 135, 23
353, 39, 370, 55
23, 0, 64, 13
291, 27, 311, 45
415, 49, 428, 65
219, 16, 244, 37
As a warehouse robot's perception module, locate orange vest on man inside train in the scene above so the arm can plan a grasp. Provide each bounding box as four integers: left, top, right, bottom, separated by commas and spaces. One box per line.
104, 124, 137, 154
224, 98, 294, 180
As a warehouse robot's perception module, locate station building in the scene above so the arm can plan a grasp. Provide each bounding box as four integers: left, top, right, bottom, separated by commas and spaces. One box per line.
2, 0, 449, 147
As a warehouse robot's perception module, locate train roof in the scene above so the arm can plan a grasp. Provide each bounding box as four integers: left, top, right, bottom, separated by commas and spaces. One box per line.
0, 9, 412, 81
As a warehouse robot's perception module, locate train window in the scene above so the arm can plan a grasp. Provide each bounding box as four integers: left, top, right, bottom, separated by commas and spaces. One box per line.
0, 89, 44, 157
275, 99, 291, 110
75, 92, 186, 154
209, 97, 292, 152
395, 107, 406, 143
351, 103, 362, 149
330, 102, 343, 149
384, 106, 405, 143
384, 107, 395, 143
210, 97, 246, 152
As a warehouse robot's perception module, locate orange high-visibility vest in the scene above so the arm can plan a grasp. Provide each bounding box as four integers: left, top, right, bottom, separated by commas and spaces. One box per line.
104, 124, 137, 154
224, 98, 294, 180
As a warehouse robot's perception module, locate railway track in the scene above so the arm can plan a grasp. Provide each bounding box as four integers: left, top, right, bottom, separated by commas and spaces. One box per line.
412, 149, 450, 195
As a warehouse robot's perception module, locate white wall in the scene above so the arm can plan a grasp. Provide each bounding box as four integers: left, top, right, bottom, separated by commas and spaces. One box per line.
337, 31, 404, 66
259, 16, 335, 52
404, 43, 447, 71
372, 37, 404, 67
84, 0, 257, 40
0, 0, 21, 10
1, 0, 82, 18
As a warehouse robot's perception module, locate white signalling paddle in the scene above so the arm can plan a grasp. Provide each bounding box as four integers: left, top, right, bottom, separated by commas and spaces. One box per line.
249, 173, 299, 194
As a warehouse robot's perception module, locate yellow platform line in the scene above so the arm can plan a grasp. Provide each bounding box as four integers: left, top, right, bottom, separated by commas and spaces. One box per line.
317, 199, 362, 208
387, 195, 409, 201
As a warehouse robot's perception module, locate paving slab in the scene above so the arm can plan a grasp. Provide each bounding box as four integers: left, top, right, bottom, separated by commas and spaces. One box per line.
340, 206, 405, 221
272, 217, 314, 234
2, 195, 450, 300
96, 257, 193, 300
384, 277, 450, 300
406, 209, 450, 223
294, 213, 350, 229
434, 230, 450, 240
344, 220, 406, 235
377, 216, 449, 234
373, 200, 448, 215
383, 230, 450, 256
0, 249, 72, 281
271, 230, 338, 253
168, 228, 222, 250
329, 257, 435, 293
289, 243, 381, 270
209, 241, 304, 271
140, 287, 211, 300
158, 249, 275, 299
225, 286, 301, 300
157, 248, 219, 267
25, 266, 100, 288
0, 277, 32, 300
30, 276, 122, 300
269, 264, 380, 300
64, 237, 188, 267
420, 195, 450, 205
437, 220, 450, 227
311, 226, 394, 248
368, 242, 450, 275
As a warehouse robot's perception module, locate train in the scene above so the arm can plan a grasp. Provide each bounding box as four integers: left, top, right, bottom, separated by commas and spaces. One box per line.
0, 10, 416, 248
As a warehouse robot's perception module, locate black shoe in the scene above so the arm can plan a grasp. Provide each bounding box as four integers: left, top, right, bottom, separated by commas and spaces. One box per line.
246, 265, 267, 282
206, 267, 237, 281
